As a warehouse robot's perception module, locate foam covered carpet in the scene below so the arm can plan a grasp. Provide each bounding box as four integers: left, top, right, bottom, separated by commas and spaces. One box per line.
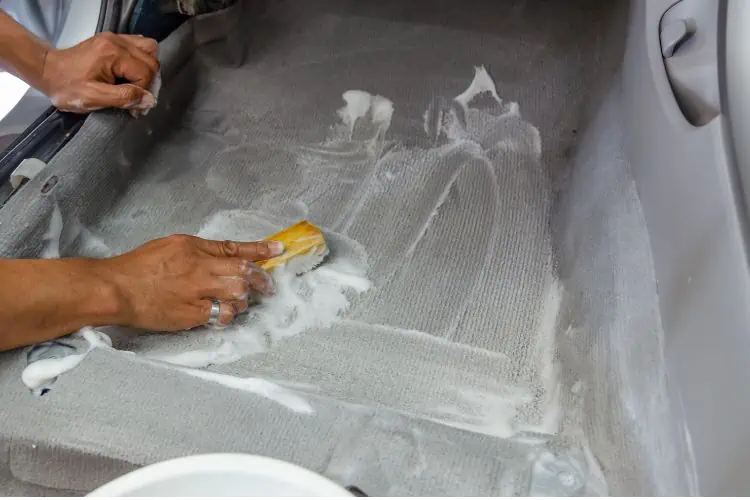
0, 0, 694, 495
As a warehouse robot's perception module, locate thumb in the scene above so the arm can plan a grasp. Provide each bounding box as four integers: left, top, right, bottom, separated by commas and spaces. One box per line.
71, 81, 152, 111
196, 238, 285, 262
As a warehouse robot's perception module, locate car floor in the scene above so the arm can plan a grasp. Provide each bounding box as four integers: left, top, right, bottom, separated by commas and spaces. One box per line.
0, 0, 695, 495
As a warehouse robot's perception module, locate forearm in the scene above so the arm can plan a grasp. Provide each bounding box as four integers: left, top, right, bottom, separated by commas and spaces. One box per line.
0, 11, 51, 93
0, 258, 123, 351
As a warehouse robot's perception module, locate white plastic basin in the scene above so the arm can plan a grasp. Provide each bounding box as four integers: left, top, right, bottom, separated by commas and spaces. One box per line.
87, 453, 353, 497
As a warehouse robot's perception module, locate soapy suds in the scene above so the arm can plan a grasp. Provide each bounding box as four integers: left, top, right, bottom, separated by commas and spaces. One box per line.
25, 206, 370, 407
40, 204, 63, 259
339, 90, 374, 140
204, 256, 371, 361
21, 328, 111, 394
529, 450, 587, 496
515, 278, 563, 436
294, 199, 310, 217
430, 388, 533, 438
25, 67, 591, 493
454, 66, 502, 112
22, 323, 314, 414
180, 210, 372, 365
298, 69, 563, 444
174, 367, 315, 414
35, 67, 556, 431
29, 251, 372, 378
582, 442, 609, 496
331, 90, 395, 232
145, 340, 248, 368
128, 71, 160, 118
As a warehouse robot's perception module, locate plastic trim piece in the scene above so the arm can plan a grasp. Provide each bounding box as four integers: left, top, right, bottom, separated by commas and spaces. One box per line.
724, 0, 750, 233
659, 0, 721, 125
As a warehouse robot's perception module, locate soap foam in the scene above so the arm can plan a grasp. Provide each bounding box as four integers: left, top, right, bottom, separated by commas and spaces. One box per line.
25, 206, 371, 410
134, 255, 371, 371
200, 256, 371, 362
454, 66, 502, 111
174, 367, 315, 415
40, 204, 63, 259
21, 327, 112, 394
339, 90, 374, 140
173, 210, 372, 367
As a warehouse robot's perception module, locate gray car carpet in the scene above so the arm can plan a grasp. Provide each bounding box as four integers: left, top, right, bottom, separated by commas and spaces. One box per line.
0, 0, 695, 495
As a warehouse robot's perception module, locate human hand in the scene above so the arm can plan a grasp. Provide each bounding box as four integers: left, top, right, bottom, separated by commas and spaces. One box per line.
40, 32, 159, 114
103, 234, 284, 331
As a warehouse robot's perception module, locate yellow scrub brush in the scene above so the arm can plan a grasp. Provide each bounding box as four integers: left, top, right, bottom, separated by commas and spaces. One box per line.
257, 220, 329, 274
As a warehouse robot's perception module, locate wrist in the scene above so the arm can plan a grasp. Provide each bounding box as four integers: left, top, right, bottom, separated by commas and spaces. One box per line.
84, 258, 131, 326
36, 46, 61, 97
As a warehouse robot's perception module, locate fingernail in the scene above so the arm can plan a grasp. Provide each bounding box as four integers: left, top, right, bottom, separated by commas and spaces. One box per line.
266, 274, 276, 295
139, 92, 157, 109
257, 268, 276, 296
268, 241, 284, 256
246, 266, 275, 296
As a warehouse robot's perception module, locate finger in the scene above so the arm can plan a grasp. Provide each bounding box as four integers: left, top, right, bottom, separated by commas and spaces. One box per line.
196, 299, 236, 328
208, 257, 252, 277
196, 238, 285, 261
117, 34, 158, 56
126, 47, 159, 81
102, 34, 159, 86
207, 258, 274, 295
236, 241, 285, 261
54, 82, 146, 111
246, 263, 275, 296
201, 276, 250, 302
112, 52, 155, 89
50, 91, 106, 114
122, 39, 159, 78
230, 299, 249, 315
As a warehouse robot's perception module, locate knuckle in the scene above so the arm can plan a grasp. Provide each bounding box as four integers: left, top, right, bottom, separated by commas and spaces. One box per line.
92, 34, 117, 54
167, 234, 192, 245
221, 240, 239, 257
190, 280, 207, 299
234, 280, 250, 298
120, 85, 140, 101
237, 259, 250, 274
166, 234, 196, 252
222, 280, 247, 301
143, 38, 159, 52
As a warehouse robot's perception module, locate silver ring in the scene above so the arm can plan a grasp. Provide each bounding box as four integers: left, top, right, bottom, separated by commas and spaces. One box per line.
207, 299, 221, 326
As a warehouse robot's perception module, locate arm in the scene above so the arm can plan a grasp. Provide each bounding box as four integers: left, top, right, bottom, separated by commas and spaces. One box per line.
0, 258, 121, 351
0, 10, 160, 113
0, 236, 283, 352
0, 10, 48, 92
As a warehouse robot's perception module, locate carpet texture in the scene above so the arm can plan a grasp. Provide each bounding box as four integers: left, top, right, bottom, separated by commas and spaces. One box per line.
0, 0, 694, 495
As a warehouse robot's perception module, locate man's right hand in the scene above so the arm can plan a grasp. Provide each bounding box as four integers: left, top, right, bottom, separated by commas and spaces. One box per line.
104, 235, 284, 330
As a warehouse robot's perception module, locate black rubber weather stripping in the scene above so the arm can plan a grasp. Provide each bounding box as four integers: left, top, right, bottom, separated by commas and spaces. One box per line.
0, 108, 84, 187
0, 0, 121, 188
